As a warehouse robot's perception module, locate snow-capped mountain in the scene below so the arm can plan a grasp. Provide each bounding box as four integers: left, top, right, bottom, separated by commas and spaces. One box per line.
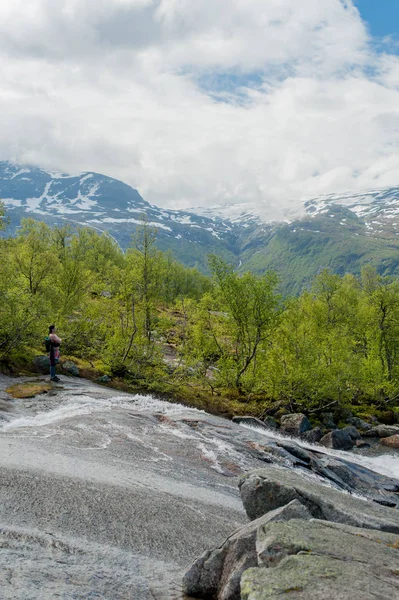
305, 187, 399, 237
0, 161, 255, 269
2, 160, 399, 293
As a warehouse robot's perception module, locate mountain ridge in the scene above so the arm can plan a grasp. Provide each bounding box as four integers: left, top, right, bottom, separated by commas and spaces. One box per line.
2, 160, 399, 294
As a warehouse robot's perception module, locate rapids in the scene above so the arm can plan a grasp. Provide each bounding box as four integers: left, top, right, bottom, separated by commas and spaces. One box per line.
0, 375, 397, 599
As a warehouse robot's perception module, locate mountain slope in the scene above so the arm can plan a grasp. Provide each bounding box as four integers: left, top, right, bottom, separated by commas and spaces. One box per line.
2, 161, 399, 293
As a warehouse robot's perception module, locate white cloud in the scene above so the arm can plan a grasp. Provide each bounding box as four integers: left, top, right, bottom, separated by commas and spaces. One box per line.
0, 0, 398, 219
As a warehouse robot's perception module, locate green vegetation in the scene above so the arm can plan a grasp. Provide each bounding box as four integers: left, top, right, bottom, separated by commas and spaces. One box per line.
1, 210, 399, 420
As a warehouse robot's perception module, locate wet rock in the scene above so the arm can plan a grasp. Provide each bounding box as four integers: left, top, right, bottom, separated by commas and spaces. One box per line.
276, 442, 311, 464
309, 458, 354, 491
280, 414, 311, 437
263, 416, 278, 430
232, 416, 271, 431
60, 361, 80, 377
241, 520, 399, 600
363, 424, 399, 438
319, 429, 354, 450
261, 445, 309, 468
380, 434, 399, 449
341, 425, 361, 440
301, 427, 323, 444
238, 468, 399, 532
183, 501, 311, 600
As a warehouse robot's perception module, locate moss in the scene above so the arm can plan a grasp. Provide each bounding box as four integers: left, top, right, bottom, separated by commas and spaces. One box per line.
6, 382, 52, 399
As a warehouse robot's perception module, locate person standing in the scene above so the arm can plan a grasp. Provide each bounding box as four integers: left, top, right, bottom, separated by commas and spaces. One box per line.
48, 325, 62, 382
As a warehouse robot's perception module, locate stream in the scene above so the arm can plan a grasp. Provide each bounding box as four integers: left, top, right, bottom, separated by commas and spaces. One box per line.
0, 375, 397, 599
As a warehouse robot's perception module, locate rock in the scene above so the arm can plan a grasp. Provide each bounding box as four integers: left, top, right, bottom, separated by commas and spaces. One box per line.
60, 361, 79, 377
380, 434, 399, 449
97, 375, 111, 384
341, 425, 361, 440
238, 468, 399, 533
320, 412, 336, 429
363, 424, 399, 438
263, 416, 278, 430
355, 439, 371, 448
233, 416, 272, 432
309, 458, 353, 491
347, 416, 372, 432
319, 429, 354, 450
280, 414, 311, 436
301, 427, 323, 444
276, 442, 311, 464
182, 501, 311, 600
241, 520, 399, 600
32, 355, 50, 373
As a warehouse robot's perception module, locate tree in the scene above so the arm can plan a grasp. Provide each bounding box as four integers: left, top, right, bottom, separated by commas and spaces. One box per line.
208, 255, 280, 392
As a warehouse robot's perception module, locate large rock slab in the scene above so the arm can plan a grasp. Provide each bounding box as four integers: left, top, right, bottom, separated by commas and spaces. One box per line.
241, 519, 399, 599
238, 467, 399, 531
182, 501, 312, 600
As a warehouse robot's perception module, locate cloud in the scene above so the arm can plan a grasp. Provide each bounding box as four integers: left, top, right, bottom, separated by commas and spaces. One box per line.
0, 0, 398, 218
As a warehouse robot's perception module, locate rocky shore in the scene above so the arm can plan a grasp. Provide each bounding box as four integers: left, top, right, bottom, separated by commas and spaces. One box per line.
183, 439, 399, 599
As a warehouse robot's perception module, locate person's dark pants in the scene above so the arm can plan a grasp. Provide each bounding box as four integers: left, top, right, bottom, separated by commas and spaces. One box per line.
50, 365, 56, 378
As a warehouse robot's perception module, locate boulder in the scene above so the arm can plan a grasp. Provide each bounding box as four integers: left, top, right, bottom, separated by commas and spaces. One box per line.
319, 429, 354, 450
60, 361, 80, 377
241, 520, 399, 600
182, 501, 312, 600
280, 414, 311, 437
380, 434, 399, 449
363, 424, 399, 438
32, 355, 50, 373
301, 427, 323, 444
347, 416, 372, 432
341, 425, 361, 440
97, 375, 111, 384
238, 468, 399, 533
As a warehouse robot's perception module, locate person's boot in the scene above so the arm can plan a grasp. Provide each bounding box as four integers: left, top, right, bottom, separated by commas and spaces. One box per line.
50, 376, 60, 382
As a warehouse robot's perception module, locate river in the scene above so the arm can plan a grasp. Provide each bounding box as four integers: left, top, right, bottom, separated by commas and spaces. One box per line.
0, 375, 397, 599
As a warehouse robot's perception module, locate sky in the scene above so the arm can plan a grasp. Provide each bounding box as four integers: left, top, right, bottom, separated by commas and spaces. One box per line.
1, 0, 399, 219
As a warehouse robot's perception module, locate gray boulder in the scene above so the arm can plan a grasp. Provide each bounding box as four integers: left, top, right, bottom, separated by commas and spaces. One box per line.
341, 425, 361, 440
241, 520, 399, 600
364, 424, 399, 438
238, 467, 399, 533
182, 501, 311, 600
32, 355, 50, 373
319, 429, 354, 450
280, 414, 311, 436
60, 361, 79, 377
301, 427, 323, 444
